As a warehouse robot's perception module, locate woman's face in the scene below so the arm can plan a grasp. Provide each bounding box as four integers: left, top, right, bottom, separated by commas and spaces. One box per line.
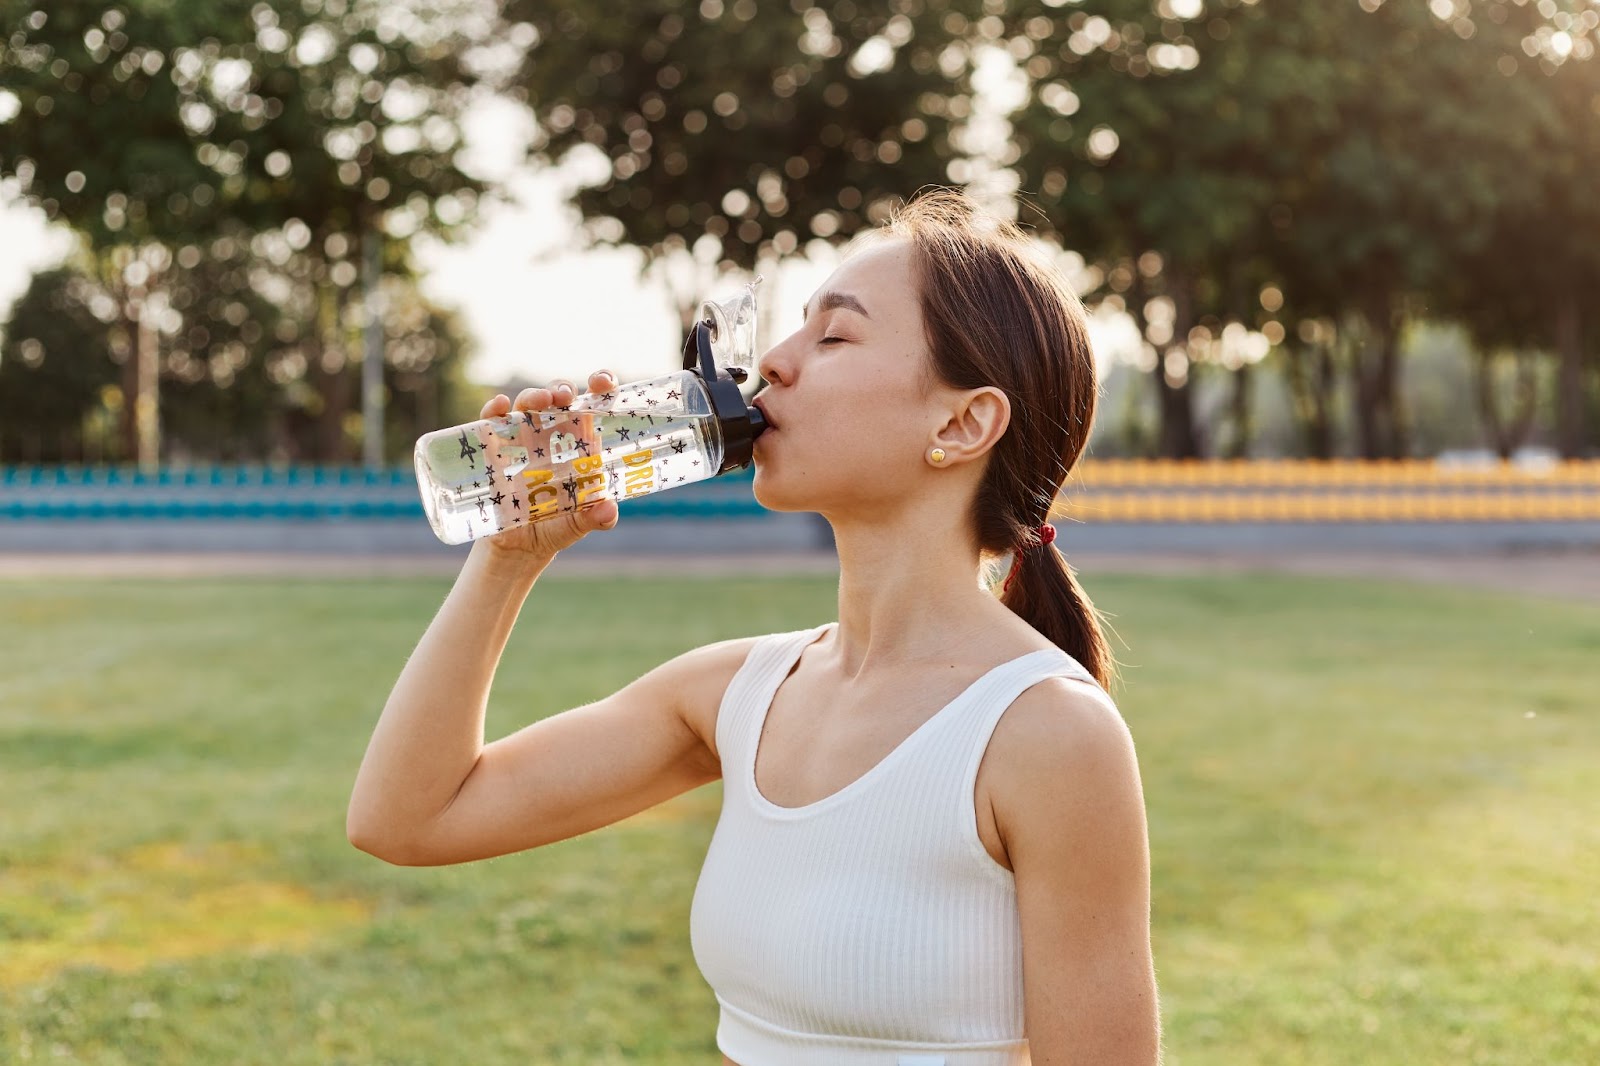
751, 237, 948, 516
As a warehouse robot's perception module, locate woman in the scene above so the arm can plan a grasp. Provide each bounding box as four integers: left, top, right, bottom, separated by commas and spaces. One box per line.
349, 189, 1160, 1065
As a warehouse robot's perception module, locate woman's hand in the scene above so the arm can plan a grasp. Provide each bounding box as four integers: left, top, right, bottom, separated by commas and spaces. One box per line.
475, 369, 620, 564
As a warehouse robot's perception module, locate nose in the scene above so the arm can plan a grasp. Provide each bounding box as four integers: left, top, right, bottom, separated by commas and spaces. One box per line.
757, 330, 799, 387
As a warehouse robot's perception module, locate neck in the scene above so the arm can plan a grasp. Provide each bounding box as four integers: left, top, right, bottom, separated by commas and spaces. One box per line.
823, 493, 1002, 677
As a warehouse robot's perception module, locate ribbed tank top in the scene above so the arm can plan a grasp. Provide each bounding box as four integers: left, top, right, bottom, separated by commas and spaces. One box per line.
690, 622, 1103, 1066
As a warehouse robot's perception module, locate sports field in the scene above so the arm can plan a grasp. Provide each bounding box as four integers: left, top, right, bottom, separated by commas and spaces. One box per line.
1, 569, 1595, 1064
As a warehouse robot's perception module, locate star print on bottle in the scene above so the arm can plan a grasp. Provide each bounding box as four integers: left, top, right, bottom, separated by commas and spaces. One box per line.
458, 431, 478, 462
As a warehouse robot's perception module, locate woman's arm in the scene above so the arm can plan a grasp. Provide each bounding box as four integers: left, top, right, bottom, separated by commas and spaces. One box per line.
994, 679, 1161, 1066
347, 534, 753, 866
347, 377, 744, 866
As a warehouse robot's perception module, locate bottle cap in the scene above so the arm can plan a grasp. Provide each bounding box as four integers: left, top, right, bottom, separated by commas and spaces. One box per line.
683, 278, 769, 473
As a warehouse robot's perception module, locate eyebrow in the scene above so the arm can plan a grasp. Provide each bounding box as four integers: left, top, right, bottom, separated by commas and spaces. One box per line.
801, 290, 871, 322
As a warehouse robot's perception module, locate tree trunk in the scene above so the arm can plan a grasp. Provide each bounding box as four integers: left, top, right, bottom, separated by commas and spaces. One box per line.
1224, 361, 1252, 459
1283, 342, 1332, 458
1476, 348, 1539, 460
1353, 296, 1407, 459
124, 285, 162, 471
1555, 291, 1586, 458
311, 281, 352, 462
1152, 268, 1202, 459
361, 226, 386, 468
119, 305, 140, 463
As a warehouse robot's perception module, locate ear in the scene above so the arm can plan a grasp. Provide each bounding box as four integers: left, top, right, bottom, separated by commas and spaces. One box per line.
930, 386, 1010, 464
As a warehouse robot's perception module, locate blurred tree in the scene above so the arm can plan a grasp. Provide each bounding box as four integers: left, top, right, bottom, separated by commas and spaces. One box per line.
499, 0, 986, 333
202, 0, 489, 461
1006, 0, 1597, 459
0, 267, 118, 462
1474, 348, 1541, 459
1006, 0, 1290, 458
0, 0, 488, 464
1442, 0, 1600, 458
379, 278, 477, 462
0, 1, 240, 466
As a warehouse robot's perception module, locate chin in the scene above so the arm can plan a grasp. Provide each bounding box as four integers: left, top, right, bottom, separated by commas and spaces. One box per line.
750, 463, 803, 514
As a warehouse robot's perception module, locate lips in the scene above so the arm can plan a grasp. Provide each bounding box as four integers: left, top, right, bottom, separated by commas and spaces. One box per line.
753, 398, 778, 431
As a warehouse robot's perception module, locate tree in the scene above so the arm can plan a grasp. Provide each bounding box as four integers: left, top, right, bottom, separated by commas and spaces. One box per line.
1005, 0, 1293, 458
0, 0, 489, 464
0, 267, 118, 462
499, 0, 987, 332
1443, 0, 1600, 458
1004, 0, 1595, 459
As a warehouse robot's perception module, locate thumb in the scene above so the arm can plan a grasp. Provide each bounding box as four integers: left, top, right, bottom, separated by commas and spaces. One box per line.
585, 498, 620, 530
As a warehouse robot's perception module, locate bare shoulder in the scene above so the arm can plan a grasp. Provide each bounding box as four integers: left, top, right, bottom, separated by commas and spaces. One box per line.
985, 676, 1144, 853
1000, 675, 1132, 756
644, 634, 766, 771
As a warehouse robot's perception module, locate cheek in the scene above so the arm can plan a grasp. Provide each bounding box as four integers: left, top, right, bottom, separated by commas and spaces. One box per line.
753, 406, 925, 511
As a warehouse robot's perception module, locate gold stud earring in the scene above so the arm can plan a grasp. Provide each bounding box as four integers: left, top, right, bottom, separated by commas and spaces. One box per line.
929, 448, 947, 464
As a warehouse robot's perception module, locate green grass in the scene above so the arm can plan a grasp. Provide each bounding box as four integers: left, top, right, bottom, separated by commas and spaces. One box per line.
0, 567, 1595, 1065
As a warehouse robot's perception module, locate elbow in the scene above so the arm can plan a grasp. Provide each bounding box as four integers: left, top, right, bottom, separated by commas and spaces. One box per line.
345, 809, 396, 863
346, 807, 433, 867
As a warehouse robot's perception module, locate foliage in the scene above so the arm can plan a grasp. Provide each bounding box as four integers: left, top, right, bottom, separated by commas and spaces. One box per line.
0, 268, 118, 461
0, 0, 491, 462
0, 245, 475, 463
500, 0, 986, 321
4, 1, 1600, 460
1004, 0, 1600, 458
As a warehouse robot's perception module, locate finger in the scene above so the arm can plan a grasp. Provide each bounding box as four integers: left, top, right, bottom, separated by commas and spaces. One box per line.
587, 369, 617, 394
479, 393, 511, 419
547, 379, 576, 404
512, 386, 553, 411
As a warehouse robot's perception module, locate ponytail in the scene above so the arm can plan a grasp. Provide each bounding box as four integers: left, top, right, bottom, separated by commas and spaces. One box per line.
998, 534, 1119, 694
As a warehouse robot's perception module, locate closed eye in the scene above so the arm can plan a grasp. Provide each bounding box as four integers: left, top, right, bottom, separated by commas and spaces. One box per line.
819, 336, 847, 346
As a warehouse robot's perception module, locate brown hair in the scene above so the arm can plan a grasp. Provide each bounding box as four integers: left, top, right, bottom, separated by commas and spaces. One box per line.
877, 188, 1119, 692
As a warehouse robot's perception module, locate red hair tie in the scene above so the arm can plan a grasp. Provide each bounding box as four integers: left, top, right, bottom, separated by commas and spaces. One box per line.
1002, 523, 1057, 593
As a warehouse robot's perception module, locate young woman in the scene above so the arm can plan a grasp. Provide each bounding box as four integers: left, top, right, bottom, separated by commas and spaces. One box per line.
349, 189, 1160, 1066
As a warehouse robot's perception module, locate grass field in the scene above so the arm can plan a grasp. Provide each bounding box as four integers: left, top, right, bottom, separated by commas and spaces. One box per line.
0, 567, 1596, 1065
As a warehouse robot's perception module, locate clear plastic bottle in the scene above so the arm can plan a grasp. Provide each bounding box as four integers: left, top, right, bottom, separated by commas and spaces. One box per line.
413, 282, 768, 546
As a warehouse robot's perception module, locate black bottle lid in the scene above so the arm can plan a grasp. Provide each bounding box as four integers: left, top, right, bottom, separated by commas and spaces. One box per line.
682, 319, 768, 474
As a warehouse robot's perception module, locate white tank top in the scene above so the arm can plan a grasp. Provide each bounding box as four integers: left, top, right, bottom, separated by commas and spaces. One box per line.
690, 622, 1104, 1066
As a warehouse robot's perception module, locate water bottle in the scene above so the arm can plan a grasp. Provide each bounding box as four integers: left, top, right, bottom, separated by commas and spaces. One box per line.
413, 280, 770, 546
